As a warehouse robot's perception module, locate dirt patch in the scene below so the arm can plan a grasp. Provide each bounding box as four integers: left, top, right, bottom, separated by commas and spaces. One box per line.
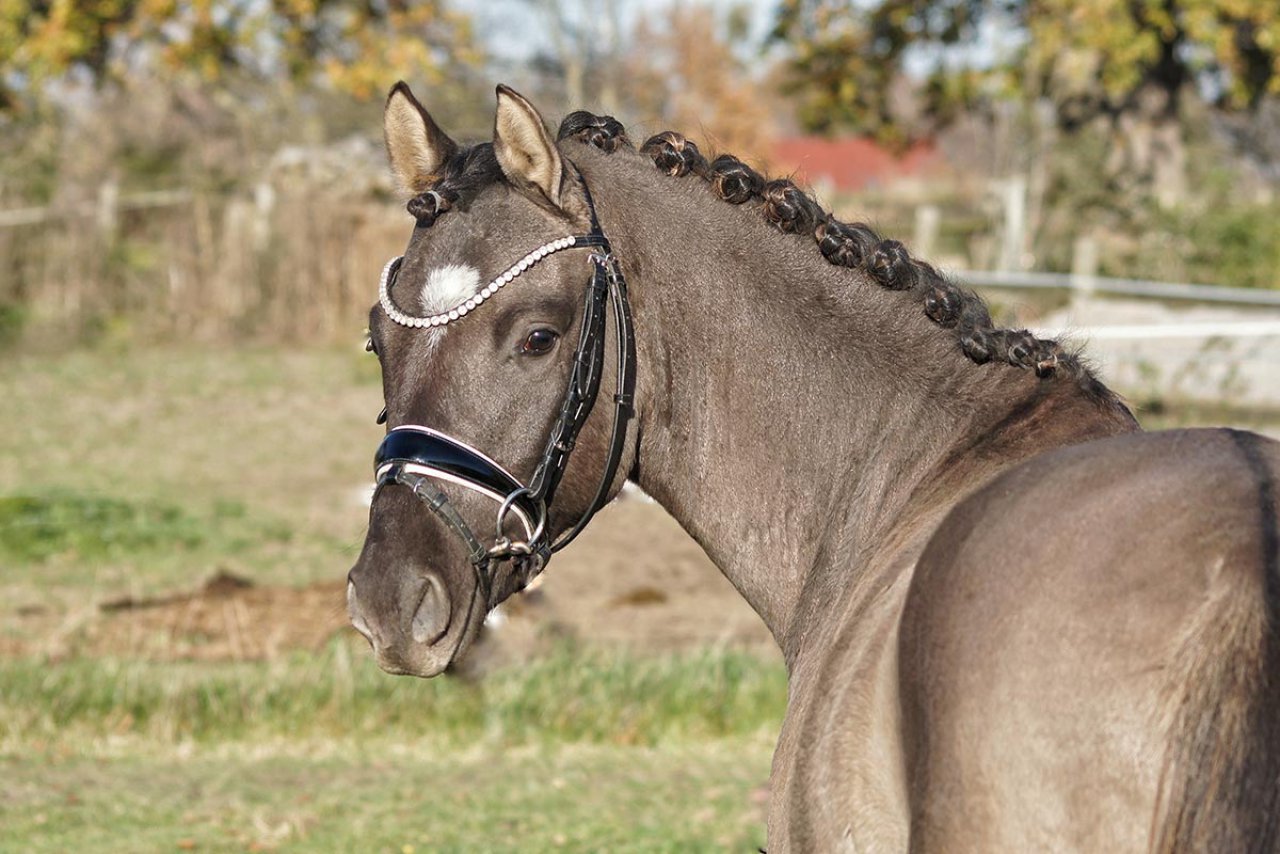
67, 572, 348, 662
5, 500, 776, 665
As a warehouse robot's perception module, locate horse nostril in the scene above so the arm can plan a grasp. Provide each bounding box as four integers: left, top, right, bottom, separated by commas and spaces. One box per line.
347, 578, 374, 644
411, 575, 452, 645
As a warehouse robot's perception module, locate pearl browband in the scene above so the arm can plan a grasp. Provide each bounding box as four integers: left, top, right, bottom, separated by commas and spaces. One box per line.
379, 235, 580, 328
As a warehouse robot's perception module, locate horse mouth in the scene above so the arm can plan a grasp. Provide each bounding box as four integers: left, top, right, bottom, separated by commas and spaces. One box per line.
385, 554, 540, 678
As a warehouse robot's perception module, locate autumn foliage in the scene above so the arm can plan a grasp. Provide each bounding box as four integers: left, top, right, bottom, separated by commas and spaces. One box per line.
0, 0, 477, 110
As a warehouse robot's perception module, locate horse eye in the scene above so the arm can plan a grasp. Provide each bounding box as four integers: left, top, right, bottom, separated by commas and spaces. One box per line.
521, 329, 559, 355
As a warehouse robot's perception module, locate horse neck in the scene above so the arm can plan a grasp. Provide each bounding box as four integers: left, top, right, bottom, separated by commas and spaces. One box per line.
576, 149, 1135, 653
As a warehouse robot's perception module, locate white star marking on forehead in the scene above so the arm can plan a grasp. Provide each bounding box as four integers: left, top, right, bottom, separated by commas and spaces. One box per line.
421, 264, 482, 317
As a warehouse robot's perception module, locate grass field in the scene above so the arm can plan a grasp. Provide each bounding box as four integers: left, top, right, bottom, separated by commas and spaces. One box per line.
0, 345, 785, 852
0, 346, 383, 603
2, 642, 785, 750
1, 642, 781, 852
4, 739, 774, 853
3, 344, 1278, 852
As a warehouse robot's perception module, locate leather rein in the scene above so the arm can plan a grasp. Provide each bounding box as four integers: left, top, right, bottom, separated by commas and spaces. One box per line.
371, 170, 636, 601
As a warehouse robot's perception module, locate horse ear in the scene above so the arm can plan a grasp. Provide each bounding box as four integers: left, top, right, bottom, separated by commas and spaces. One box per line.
383, 81, 458, 195
493, 84, 565, 207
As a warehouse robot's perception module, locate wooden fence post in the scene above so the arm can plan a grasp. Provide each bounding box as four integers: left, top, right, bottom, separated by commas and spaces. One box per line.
1071, 235, 1099, 305
997, 175, 1027, 272
96, 180, 119, 242
252, 182, 275, 253
913, 204, 940, 260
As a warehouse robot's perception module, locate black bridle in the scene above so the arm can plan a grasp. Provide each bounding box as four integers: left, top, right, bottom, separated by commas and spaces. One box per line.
371, 171, 636, 601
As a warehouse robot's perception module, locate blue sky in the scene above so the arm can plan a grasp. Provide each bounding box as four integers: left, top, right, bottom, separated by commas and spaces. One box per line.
456, 0, 1011, 79
457, 0, 779, 63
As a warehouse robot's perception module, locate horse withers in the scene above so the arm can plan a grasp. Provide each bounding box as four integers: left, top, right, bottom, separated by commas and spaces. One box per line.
346, 82, 1280, 851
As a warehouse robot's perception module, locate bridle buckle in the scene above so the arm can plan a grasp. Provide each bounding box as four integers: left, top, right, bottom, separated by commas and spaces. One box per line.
488, 537, 533, 558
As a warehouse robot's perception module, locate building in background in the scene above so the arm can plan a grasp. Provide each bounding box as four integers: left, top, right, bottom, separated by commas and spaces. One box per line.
771, 136, 943, 200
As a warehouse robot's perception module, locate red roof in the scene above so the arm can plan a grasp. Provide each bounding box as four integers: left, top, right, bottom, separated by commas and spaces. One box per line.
771, 136, 939, 193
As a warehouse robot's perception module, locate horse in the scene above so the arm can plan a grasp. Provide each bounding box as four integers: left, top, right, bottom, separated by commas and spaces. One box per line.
346, 82, 1280, 852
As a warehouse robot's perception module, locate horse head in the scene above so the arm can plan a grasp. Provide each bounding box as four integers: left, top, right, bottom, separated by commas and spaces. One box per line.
347, 83, 636, 677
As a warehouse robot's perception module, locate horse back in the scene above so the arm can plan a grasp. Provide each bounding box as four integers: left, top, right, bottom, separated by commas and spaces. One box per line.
899, 427, 1280, 852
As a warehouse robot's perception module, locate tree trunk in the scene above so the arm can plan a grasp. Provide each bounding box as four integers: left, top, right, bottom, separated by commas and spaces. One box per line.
1108, 82, 1188, 209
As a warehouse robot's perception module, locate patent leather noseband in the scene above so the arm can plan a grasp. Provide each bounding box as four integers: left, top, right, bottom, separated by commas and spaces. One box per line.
372, 170, 636, 598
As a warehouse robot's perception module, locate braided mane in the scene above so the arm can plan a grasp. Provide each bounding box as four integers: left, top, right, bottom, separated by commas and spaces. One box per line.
403, 109, 1113, 399
558, 112, 1116, 399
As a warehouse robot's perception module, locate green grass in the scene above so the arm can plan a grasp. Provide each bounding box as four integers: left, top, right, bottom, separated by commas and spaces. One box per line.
0, 492, 292, 565
2, 641, 786, 751
0, 346, 382, 602
2, 643, 784, 851
0, 346, 783, 849
1, 741, 773, 852
4, 344, 1276, 852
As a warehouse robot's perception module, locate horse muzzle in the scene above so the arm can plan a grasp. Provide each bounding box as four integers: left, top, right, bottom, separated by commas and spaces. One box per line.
346, 487, 491, 678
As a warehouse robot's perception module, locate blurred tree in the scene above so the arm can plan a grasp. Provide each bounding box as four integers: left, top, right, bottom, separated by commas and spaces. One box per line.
524, 0, 626, 112
0, 0, 479, 111
772, 0, 1280, 200
623, 5, 780, 162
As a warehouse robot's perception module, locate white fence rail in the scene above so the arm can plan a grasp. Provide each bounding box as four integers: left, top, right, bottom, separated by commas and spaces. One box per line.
1034, 321, 1280, 341
953, 267, 1280, 409
955, 268, 1280, 309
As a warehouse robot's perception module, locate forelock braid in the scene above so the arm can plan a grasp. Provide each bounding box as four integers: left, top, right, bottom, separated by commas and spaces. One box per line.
558, 111, 631, 152
403, 143, 501, 227
406, 188, 454, 226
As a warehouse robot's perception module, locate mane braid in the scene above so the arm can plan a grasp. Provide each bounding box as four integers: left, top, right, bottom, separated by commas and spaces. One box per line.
556, 113, 1118, 401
